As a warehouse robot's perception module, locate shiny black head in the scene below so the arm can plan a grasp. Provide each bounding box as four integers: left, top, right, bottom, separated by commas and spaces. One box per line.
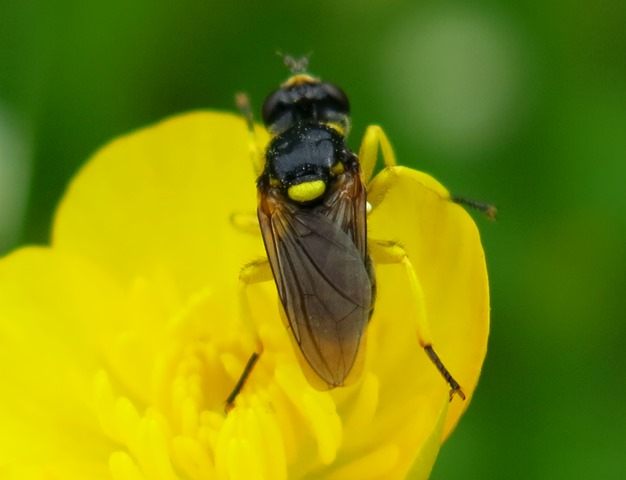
260, 123, 355, 204
262, 75, 350, 134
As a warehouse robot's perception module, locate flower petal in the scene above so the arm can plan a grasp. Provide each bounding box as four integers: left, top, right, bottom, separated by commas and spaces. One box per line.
4, 111, 489, 478
0, 247, 123, 474
53, 112, 269, 300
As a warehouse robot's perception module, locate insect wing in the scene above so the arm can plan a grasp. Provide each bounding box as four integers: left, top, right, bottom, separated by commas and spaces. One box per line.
258, 181, 371, 388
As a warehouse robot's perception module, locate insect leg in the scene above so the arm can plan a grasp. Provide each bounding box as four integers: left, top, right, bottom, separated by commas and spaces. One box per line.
224, 258, 273, 412
358, 125, 398, 184
230, 212, 260, 235
368, 239, 466, 402
359, 126, 497, 219
451, 195, 498, 220
235, 92, 265, 176
366, 165, 497, 222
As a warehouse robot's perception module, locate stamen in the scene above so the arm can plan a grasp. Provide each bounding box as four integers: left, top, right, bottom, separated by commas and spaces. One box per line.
248, 395, 288, 478
109, 451, 142, 480
92, 370, 119, 442
275, 365, 342, 465
172, 435, 216, 479
134, 411, 177, 478
114, 397, 140, 447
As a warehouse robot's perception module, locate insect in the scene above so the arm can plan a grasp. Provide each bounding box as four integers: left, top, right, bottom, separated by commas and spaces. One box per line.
225, 56, 494, 410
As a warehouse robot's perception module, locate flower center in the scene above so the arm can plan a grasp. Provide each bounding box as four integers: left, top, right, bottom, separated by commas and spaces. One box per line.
91, 278, 351, 479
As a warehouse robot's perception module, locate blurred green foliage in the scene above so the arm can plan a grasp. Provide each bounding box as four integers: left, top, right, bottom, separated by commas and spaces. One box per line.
1, 1, 625, 478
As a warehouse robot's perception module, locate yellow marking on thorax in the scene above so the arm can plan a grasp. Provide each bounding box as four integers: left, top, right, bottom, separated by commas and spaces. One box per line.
324, 122, 347, 136
330, 162, 345, 175
282, 74, 319, 88
269, 177, 281, 187
288, 180, 326, 202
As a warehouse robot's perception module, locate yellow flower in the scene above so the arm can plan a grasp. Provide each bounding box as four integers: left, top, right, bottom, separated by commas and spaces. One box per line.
0, 112, 489, 479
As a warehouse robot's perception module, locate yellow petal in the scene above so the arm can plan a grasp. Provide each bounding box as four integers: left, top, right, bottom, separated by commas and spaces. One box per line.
0, 247, 123, 473
0, 111, 488, 479
53, 112, 269, 299
405, 397, 449, 479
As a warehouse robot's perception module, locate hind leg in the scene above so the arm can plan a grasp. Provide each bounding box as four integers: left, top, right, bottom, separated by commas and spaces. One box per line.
369, 239, 465, 401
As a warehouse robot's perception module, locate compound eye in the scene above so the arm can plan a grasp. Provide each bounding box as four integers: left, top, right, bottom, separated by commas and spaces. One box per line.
261, 89, 283, 126
321, 83, 350, 115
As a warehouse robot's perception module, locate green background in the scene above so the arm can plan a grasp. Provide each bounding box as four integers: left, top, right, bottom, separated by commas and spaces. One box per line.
1, 1, 625, 478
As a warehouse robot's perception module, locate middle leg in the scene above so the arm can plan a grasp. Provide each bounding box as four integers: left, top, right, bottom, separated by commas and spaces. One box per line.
224, 257, 273, 412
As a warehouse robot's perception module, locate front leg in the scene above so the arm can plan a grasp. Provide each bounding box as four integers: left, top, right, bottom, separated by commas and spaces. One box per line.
358, 125, 398, 184
451, 195, 498, 220
357, 124, 496, 219
230, 212, 261, 236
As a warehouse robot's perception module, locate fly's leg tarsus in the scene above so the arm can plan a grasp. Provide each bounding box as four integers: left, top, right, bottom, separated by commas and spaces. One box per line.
424, 345, 466, 402
225, 352, 261, 413
451, 195, 498, 221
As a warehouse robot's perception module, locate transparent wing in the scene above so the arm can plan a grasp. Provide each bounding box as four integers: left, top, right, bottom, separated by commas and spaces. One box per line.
258, 172, 371, 387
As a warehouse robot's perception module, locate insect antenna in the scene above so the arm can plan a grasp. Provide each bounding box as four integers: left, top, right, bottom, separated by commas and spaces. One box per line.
276, 51, 311, 74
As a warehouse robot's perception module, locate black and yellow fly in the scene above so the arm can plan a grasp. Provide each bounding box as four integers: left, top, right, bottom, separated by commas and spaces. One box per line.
225, 57, 494, 410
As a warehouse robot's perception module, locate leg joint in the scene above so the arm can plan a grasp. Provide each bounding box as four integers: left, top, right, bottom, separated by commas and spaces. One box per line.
368, 239, 407, 265
239, 258, 272, 285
